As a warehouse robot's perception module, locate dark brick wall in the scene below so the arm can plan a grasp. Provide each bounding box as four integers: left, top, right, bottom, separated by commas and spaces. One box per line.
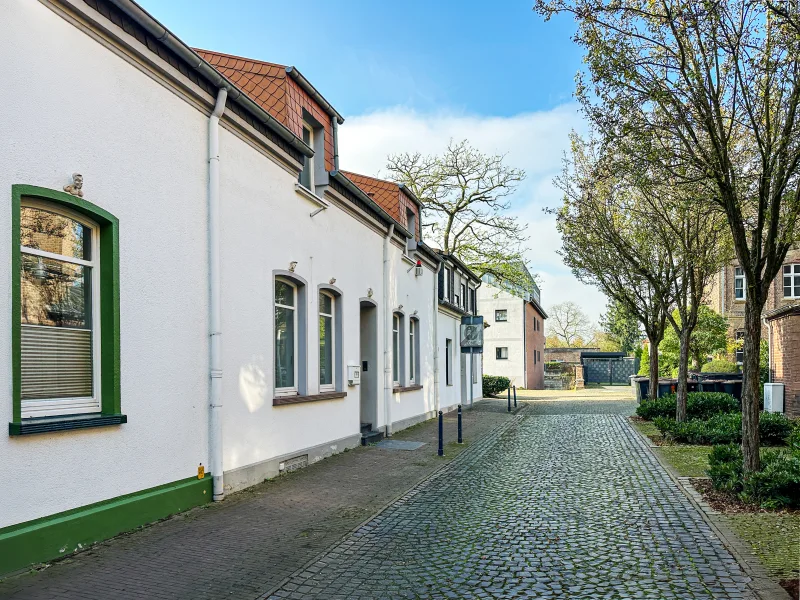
525, 304, 545, 390
769, 312, 800, 418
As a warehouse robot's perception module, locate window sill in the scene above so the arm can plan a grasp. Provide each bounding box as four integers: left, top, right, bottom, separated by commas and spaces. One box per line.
393, 384, 423, 393
9, 413, 127, 436
273, 391, 346, 406
294, 183, 328, 208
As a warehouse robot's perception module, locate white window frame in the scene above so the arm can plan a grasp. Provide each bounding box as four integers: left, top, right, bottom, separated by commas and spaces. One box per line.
445, 338, 453, 386
299, 123, 315, 191
783, 264, 800, 299
734, 266, 745, 300
409, 318, 416, 383
319, 291, 335, 392
20, 199, 101, 418
734, 331, 744, 365
444, 267, 452, 299
460, 283, 466, 308
392, 313, 402, 385
496, 347, 509, 360
275, 277, 299, 397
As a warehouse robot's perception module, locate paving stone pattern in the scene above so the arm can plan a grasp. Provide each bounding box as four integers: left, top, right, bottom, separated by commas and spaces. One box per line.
267, 414, 753, 600
0, 402, 511, 600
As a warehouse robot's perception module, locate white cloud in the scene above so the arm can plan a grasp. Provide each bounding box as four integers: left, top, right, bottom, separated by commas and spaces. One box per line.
338, 104, 608, 325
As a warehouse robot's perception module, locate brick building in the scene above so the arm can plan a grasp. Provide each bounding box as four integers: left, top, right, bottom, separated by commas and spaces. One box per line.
707, 248, 799, 415
765, 305, 800, 418
707, 248, 800, 341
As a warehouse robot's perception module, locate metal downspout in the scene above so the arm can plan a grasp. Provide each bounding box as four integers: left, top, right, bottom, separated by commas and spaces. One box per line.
433, 262, 442, 414
383, 224, 395, 436
331, 116, 340, 171
208, 88, 227, 501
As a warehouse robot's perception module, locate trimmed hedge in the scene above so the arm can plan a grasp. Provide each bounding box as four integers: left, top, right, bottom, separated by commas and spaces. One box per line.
654, 412, 795, 446
701, 359, 739, 373
708, 442, 800, 509
636, 392, 738, 421
483, 375, 510, 397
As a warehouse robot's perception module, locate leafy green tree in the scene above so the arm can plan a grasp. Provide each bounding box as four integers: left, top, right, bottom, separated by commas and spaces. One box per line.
386, 140, 535, 292
660, 307, 729, 372
600, 300, 640, 354
535, 0, 800, 471
554, 134, 671, 399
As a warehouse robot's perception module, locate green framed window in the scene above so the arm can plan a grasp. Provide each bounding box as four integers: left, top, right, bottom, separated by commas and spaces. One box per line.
10, 185, 122, 434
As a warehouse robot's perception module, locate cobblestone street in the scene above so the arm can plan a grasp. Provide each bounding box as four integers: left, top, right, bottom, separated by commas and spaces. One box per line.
268, 407, 754, 599
1, 397, 758, 599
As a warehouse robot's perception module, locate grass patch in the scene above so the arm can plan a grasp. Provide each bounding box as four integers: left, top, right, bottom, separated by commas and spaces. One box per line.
629, 417, 662, 443
655, 445, 711, 477
723, 513, 800, 581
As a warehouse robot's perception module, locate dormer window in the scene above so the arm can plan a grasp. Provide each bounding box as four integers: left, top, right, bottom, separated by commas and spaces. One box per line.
405, 208, 417, 255
299, 123, 314, 190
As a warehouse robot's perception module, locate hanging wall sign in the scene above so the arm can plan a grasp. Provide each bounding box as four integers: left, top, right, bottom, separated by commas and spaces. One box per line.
460, 315, 484, 354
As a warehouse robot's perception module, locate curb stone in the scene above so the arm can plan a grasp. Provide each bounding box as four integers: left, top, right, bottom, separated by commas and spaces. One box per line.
626, 417, 791, 600
255, 406, 529, 600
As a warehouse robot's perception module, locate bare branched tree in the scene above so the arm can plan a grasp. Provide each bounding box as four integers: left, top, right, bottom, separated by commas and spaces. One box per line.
548, 301, 593, 346
386, 140, 535, 291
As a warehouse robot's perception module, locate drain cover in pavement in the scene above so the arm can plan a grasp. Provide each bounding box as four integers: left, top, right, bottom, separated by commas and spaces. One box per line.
375, 440, 425, 450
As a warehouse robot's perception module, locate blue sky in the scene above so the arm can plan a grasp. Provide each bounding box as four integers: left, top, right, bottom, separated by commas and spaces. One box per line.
137, 0, 581, 117
138, 1, 608, 324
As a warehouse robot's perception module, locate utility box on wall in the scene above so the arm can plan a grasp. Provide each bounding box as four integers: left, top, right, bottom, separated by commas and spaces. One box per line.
347, 364, 361, 386
764, 383, 785, 413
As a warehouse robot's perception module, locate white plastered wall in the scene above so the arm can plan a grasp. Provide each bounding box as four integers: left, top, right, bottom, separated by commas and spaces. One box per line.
384, 244, 437, 428
478, 283, 525, 387
0, 0, 449, 525
0, 2, 210, 527
217, 128, 387, 473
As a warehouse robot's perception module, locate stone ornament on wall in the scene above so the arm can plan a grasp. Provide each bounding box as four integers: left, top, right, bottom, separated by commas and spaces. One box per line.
63, 173, 84, 197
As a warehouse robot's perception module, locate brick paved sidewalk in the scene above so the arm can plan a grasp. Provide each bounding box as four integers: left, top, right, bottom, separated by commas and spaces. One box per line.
0, 400, 517, 600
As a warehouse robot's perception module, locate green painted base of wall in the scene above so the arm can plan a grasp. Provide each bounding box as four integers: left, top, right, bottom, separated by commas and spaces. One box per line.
0, 475, 212, 577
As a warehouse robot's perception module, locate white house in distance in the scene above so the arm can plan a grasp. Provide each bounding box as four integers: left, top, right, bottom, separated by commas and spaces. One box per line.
478, 270, 547, 389
0, 0, 485, 575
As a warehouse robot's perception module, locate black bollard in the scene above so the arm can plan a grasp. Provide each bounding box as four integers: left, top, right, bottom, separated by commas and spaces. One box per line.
438, 410, 444, 456
507, 388, 511, 412
513, 385, 517, 408
457, 405, 463, 444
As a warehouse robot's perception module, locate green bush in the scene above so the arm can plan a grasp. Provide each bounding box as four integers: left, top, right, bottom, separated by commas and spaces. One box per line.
740, 450, 800, 509
708, 444, 744, 493
482, 375, 510, 397
635, 392, 738, 421
709, 441, 800, 509
701, 359, 739, 373
654, 412, 794, 446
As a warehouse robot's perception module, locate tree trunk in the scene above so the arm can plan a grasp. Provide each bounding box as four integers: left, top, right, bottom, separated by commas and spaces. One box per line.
648, 336, 660, 400
741, 298, 763, 473
675, 329, 691, 422
692, 350, 702, 372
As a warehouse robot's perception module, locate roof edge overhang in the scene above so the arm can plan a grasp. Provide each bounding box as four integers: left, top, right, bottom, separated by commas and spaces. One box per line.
398, 184, 424, 208
527, 297, 548, 319
329, 171, 411, 238
286, 67, 344, 124
107, 0, 313, 158
765, 303, 800, 321
435, 251, 480, 283
417, 241, 442, 265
